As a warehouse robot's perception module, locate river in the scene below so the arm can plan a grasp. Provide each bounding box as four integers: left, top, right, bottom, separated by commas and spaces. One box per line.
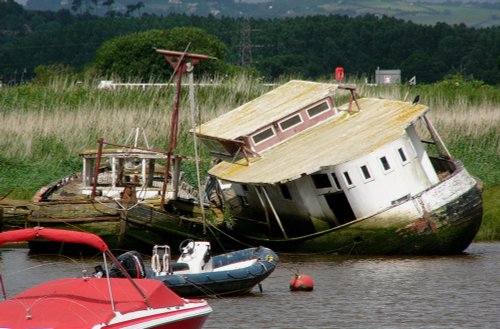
1, 242, 499, 328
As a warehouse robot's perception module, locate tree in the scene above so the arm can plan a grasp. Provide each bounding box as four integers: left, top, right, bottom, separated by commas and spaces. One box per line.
255, 54, 305, 80
126, 2, 144, 17
32, 63, 75, 84
91, 0, 99, 15
91, 27, 228, 81
102, 0, 114, 15
71, 0, 82, 13
401, 51, 446, 83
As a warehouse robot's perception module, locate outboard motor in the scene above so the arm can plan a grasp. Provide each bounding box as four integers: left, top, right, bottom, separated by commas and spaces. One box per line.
109, 250, 146, 278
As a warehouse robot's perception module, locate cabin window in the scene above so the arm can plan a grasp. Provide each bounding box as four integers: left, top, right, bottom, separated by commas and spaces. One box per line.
331, 173, 342, 190
360, 165, 372, 180
279, 184, 292, 200
398, 147, 409, 164
306, 101, 330, 118
343, 171, 354, 187
252, 127, 275, 145
312, 173, 332, 189
380, 156, 391, 171
279, 114, 302, 131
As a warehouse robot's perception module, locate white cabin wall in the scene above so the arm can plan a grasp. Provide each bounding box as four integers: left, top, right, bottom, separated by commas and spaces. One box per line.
82, 157, 95, 186
336, 136, 437, 218
290, 176, 334, 220
228, 129, 441, 225
264, 184, 310, 219
231, 180, 320, 226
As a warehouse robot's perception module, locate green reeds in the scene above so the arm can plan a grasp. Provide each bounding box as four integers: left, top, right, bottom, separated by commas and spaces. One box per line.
0, 74, 498, 238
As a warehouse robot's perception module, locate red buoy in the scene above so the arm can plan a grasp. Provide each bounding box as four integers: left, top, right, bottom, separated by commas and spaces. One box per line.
289, 274, 314, 291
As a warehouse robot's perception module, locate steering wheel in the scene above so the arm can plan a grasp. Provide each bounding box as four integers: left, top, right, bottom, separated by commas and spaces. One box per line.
179, 239, 194, 255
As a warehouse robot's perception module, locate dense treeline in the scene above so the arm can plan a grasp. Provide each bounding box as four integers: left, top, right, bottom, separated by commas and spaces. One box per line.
22, 0, 500, 25
0, 0, 499, 84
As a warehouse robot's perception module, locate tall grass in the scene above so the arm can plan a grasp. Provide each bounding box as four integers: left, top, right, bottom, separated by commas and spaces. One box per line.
0, 74, 498, 240
0, 74, 273, 198
1, 75, 498, 187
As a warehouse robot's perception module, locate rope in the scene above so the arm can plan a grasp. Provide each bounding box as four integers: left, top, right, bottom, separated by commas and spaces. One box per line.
204, 222, 227, 253
207, 221, 254, 248
181, 277, 222, 299
151, 253, 161, 274
162, 253, 169, 273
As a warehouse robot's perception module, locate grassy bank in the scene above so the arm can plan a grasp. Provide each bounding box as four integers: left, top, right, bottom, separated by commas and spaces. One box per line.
0, 75, 498, 239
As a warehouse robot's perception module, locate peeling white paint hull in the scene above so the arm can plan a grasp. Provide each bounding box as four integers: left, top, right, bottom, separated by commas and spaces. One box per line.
228, 163, 483, 255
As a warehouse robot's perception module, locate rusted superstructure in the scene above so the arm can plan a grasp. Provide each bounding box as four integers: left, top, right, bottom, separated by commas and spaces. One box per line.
26, 49, 218, 253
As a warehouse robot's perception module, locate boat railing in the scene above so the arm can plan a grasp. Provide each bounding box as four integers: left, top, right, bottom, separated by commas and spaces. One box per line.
0, 227, 153, 309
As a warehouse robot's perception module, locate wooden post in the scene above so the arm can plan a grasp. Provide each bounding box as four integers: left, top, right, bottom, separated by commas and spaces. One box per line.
253, 186, 272, 235
261, 186, 288, 239
155, 48, 216, 207
423, 113, 453, 159
0, 206, 3, 232
147, 159, 155, 187
91, 138, 104, 200
172, 156, 182, 201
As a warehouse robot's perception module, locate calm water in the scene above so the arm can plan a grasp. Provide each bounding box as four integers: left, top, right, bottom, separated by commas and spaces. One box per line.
1, 243, 500, 328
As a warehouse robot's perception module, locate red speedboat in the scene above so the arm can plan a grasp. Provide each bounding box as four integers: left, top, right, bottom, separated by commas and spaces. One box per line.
0, 227, 212, 329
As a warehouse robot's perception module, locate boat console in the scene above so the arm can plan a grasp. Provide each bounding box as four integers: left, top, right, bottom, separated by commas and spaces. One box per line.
152, 239, 213, 276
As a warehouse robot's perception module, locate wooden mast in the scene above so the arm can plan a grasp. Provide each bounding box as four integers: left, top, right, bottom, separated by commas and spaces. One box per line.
154, 48, 216, 207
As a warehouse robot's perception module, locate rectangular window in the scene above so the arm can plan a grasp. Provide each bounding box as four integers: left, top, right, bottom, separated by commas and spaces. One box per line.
360, 165, 371, 180
343, 171, 353, 186
311, 173, 332, 189
252, 127, 275, 145
279, 114, 302, 131
306, 101, 330, 118
380, 156, 391, 171
331, 173, 341, 190
280, 184, 292, 200
398, 147, 408, 163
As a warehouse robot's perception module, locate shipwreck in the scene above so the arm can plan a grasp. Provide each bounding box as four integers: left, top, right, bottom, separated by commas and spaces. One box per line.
196, 80, 483, 254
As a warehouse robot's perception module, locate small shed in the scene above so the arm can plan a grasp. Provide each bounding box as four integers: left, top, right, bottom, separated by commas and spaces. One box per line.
375, 68, 401, 85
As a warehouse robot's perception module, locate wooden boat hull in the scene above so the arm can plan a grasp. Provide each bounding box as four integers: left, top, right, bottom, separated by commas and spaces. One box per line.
226, 166, 483, 255
26, 177, 124, 252
28, 201, 122, 252
29, 200, 120, 221
153, 247, 279, 297
122, 201, 227, 252
26, 196, 221, 254
0, 199, 31, 231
